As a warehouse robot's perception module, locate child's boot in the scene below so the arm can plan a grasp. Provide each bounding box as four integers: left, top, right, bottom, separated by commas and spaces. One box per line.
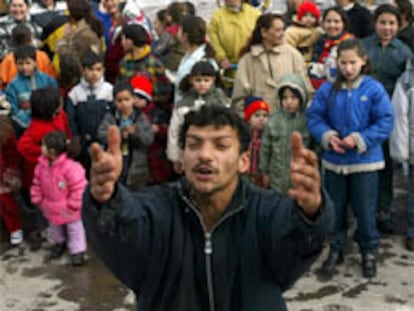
71, 252, 85, 266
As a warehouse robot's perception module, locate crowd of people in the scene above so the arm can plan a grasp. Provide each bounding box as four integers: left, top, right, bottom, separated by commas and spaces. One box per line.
0, 0, 414, 308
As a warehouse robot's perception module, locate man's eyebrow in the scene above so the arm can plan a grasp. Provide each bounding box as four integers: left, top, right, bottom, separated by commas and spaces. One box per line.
185, 134, 235, 140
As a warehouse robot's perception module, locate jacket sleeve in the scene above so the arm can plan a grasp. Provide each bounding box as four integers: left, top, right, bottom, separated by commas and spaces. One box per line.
259, 122, 272, 175
129, 113, 154, 147
17, 129, 41, 163
231, 54, 251, 116
30, 164, 43, 205
306, 85, 339, 150
284, 26, 302, 48
390, 81, 409, 162
207, 13, 227, 62
5, 82, 19, 115
97, 112, 115, 145
259, 188, 334, 291
65, 96, 79, 137
357, 84, 394, 153
166, 108, 184, 162
66, 162, 87, 211
82, 183, 164, 292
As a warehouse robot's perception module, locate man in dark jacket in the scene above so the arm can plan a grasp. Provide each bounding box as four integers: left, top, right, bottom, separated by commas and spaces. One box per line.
83, 105, 333, 311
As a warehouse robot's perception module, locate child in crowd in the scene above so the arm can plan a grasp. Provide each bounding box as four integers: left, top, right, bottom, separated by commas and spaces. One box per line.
0, 112, 23, 246
17, 87, 72, 246
66, 51, 113, 173
285, 1, 323, 63
6, 45, 58, 136
243, 96, 269, 186
259, 73, 310, 194
31, 131, 87, 266
361, 4, 413, 234
167, 61, 229, 173
130, 75, 174, 185
98, 82, 154, 191
307, 39, 394, 278
389, 58, 414, 251
118, 23, 172, 111
0, 24, 56, 89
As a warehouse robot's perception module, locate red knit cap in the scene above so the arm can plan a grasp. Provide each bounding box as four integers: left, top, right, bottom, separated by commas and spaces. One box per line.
130, 75, 153, 102
244, 96, 270, 121
297, 1, 321, 21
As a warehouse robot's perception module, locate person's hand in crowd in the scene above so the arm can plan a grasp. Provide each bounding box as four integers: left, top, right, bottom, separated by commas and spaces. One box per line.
89, 125, 122, 203
342, 135, 356, 149
329, 135, 346, 154
289, 132, 322, 217
220, 58, 231, 70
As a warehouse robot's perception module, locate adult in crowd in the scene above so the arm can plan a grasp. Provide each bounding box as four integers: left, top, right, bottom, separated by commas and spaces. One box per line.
83, 104, 333, 311
232, 13, 312, 113
207, 0, 260, 93
361, 4, 412, 234
54, 0, 104, 72
308, 6, 354, 90
392, 0, 414, 52
0, 0, 42, 60
335, 0, 374, 38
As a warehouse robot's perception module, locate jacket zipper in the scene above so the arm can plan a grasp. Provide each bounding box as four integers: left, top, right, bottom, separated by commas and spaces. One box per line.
204, 232, 215, 311
181, 195, 244, 311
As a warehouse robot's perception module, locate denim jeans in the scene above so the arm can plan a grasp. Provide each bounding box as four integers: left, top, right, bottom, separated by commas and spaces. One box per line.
324, 169, 380, 253
377, 141, 394, 221
407, 165, 414, 238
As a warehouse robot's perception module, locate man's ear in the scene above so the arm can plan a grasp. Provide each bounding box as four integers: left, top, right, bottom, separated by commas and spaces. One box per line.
238, 151, 250, 174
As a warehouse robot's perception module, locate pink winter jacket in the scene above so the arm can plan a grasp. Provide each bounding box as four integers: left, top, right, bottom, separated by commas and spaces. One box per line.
30, 153, 87, 225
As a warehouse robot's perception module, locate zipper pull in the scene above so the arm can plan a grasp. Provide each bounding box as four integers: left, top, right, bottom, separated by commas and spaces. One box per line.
204, 233, 213, 255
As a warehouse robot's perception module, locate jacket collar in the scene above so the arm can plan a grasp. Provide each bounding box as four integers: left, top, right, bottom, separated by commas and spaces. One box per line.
340, 75, 365, 89
250, 43, 286, 57
80, 76, 105, 91
38, 153, 68, 167
178, 176, 247, 218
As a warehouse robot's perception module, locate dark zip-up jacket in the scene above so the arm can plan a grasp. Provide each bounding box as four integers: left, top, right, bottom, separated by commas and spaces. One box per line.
83, 177, 333, 311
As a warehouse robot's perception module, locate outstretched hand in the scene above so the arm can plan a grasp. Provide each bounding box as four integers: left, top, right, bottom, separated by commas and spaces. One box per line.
89, 125, 123, 203
288, 132, 322, 216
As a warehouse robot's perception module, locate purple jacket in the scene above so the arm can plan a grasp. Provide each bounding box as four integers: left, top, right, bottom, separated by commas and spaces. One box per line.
31, 153, 87, 225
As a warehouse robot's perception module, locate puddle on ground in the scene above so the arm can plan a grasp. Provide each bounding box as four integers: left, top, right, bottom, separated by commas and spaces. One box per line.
21, 253, 135, 311
286, 285, 342, 302
342, 282, 369, 298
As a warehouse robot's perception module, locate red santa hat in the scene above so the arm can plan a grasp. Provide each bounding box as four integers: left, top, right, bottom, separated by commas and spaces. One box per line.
130, 75, 153, 102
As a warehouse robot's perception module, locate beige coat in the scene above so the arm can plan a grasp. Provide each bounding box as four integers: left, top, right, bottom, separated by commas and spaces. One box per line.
285, 24, 323, 63
232, 43, 313, 113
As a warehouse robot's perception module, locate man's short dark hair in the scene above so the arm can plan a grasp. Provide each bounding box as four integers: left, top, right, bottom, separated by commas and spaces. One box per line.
179, 105, 251, 153
81, 50, 104, 68
14, 45, 36, 61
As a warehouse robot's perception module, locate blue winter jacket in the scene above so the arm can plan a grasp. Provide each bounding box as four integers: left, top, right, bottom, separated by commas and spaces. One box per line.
83, 178, 334, 311
307, 76, 394, 174
6, 70, 58, 129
